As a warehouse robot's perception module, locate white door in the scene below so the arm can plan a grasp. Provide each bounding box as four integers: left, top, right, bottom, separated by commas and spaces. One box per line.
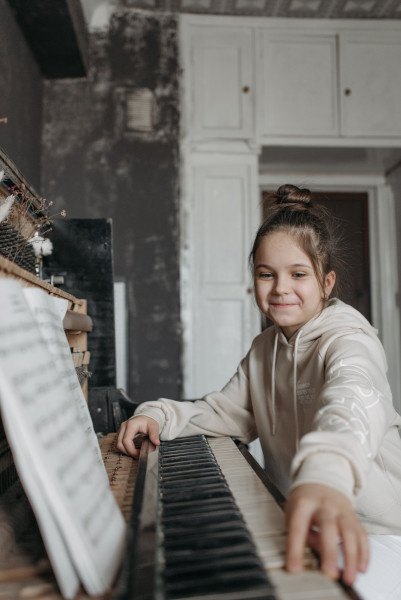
184, 153, 261, 398
339, 32, 401, 137
188, 27, 253, 141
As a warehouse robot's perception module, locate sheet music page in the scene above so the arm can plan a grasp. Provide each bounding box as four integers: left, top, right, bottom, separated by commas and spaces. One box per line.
22, 288, 106, 479
0, 280, 127, 598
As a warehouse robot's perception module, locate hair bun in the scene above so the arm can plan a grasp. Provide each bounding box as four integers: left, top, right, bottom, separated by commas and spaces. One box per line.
276, 184, 311, 205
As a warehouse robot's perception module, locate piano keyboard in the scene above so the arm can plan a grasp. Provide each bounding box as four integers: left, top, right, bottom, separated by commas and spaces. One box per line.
113, 433, 356, 600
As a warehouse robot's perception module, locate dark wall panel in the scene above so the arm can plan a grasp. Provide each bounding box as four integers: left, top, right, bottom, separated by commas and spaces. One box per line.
42, 218, 117, 389
41, 10, 182, 404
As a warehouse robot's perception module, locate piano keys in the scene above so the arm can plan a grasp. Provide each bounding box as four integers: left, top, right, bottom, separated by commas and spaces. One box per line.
113, 434, 360, 600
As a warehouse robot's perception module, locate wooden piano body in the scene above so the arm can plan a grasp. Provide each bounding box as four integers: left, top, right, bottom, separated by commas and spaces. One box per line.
0, 257, 359, 600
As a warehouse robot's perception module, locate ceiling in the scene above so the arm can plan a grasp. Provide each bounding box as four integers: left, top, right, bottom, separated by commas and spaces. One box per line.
6, 0, 88, 77
120, 0, 401, 19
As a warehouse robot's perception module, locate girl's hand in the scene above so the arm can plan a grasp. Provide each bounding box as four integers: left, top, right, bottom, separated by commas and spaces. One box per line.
116, 416, 160, 458
285, 483, 369, 586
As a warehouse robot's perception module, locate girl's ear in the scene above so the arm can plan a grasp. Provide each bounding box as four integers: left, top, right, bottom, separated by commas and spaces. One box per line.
324, 271, 336, 298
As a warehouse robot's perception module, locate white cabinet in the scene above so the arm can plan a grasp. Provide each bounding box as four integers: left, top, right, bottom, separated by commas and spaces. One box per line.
183, 18, 401, 143
186, 27, 253, 141
186, 154, 260, 397
257, 26, 401, 142
258, 32, 338, 137
339, 32, 401, 138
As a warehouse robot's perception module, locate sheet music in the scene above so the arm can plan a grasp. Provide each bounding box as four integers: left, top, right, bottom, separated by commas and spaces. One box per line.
0, 280, 126, 598
22, 288, 106, 479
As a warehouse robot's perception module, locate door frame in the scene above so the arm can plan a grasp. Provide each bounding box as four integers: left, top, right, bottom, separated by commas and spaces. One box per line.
259, 173, 401, 412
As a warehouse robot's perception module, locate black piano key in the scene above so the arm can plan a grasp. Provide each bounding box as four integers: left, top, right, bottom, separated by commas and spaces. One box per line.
161, 448, 211, 458
162, 504, 240, 527
161, 458, 216, 468
162, 496, 238, 518
161, 467, 219, 478
159, 436, 277, 600
161, 475, 225, 489
164, 568, 273, 598
164, 553, 264, 579
161, 485, 233, 503
162, 510, 245, 529
164, 541, 260, 567
163, 528, 253, 551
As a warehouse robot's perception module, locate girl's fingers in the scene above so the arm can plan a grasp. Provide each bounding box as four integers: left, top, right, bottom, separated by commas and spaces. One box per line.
285, 501, 312, 573
358, 527, 370, 573
312, 511, 339, 581
339, 519, 370, 585
116, 417, 160, 458
339, 519, 359, 585
147, 420, 161, 448
285, 484, 369, 584
116, 420, 141, 458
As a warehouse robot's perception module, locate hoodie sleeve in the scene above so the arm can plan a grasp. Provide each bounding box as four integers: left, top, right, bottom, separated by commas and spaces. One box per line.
132, 357, 257, 443
290, 330, 396, 501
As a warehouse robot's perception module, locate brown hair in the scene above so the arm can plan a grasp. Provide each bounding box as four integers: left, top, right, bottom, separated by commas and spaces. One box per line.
250, 184, 344, 296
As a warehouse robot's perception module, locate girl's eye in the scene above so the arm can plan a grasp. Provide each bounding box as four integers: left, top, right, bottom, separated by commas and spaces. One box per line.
258, 272, 273, 279
293, 272, 306, 278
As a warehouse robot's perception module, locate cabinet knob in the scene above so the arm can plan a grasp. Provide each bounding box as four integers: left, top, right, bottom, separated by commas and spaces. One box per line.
344, 88, 352, 96
242, 86, 250, 93
247, 287, 254, 294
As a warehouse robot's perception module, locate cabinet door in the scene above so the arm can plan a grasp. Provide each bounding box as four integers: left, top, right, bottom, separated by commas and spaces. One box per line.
339, 32, 401, 137
188, 157, 260, 397
189, 27, 253, 140
258, 32, 338, 137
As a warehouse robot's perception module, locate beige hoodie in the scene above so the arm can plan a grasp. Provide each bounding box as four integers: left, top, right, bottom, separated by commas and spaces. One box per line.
134, 299, 401, 534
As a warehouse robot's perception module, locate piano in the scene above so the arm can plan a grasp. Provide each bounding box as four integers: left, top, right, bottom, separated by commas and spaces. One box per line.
0, 419, 361, 599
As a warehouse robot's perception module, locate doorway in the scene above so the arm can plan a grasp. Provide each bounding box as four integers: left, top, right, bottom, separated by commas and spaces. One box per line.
317, 191, 371, 322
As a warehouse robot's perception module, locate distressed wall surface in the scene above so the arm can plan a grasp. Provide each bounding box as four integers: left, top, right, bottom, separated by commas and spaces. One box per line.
0, 0, 43, 189
41, 9, 182, 402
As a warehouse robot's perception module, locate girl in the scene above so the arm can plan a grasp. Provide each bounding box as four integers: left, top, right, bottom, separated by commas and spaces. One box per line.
117, 184, 401, 598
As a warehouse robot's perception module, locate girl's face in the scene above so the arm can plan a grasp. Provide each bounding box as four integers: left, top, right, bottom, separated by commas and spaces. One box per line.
253, 231, 335, 339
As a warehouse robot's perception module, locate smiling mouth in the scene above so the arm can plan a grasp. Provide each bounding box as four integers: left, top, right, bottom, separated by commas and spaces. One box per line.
271, 303, 297, 308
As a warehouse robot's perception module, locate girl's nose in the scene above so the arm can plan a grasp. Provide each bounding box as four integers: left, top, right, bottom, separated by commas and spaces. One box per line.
274, 275, 289, 294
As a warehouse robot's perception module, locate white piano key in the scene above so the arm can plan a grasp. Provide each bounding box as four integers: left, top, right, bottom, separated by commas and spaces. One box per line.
207, 437, 350, 599
269, 569, 350, 599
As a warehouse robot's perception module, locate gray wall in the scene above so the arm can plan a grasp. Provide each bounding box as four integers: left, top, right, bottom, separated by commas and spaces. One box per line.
41, 9, 182, 402
0, 0, 43, 189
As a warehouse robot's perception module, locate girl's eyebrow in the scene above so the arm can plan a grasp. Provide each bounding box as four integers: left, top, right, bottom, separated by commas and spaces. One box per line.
255, 263, 313, 269
290, 263, 313, 269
